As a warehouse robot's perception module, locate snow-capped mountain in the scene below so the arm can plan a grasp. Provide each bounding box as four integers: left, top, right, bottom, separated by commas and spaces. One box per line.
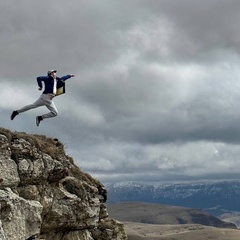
106, 180, 240, 216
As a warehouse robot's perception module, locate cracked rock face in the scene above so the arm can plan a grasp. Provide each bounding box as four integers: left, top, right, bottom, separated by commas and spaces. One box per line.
0, 128, 127, 240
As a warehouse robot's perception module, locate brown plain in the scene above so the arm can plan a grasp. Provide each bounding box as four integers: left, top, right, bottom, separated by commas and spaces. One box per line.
124, 221, 240, 240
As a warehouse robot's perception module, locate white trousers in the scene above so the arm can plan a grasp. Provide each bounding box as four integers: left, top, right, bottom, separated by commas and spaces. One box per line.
17, 94, 58, 119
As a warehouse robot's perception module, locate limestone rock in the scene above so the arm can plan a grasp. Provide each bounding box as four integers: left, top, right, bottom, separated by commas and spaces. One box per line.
0, 188, 42, 240
0, 128, 127, 240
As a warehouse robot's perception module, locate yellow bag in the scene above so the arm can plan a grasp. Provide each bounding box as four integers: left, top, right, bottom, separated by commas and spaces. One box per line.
56, 80, 66, 96
56, 86, 64, 95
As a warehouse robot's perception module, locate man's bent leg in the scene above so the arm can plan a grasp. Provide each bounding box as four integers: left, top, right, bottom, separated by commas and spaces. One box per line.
41, 99, 58, 119
34, 95, 58, 126
36, 99, 58, 126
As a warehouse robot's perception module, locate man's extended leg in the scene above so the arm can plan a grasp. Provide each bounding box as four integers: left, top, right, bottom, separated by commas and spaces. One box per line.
11, 95, 45, 120
11, 111, 19, 120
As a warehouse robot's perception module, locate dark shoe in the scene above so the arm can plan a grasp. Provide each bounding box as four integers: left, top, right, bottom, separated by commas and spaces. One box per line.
11, 111, 19, 120
36, 116, 43, 127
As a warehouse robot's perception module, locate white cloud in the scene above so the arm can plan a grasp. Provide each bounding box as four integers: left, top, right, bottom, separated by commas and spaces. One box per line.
82, 140, 240, 183
59, 96, 105, 126
0, 81, 36, 109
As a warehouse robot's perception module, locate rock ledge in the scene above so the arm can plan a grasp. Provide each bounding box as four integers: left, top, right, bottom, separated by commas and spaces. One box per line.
0, 127, 127, 240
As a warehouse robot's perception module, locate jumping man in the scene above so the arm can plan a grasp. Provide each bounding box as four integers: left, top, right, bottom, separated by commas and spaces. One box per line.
11, 70, 75, 126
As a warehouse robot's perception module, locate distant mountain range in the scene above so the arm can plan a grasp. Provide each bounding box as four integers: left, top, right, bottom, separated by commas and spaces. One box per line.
106, 180, 240, 217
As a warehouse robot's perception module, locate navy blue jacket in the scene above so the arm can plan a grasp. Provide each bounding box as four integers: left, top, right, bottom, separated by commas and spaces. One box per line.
36, 75, 72, 95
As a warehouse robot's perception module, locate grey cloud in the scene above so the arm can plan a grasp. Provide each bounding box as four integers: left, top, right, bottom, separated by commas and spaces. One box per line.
118, 0, 240, 63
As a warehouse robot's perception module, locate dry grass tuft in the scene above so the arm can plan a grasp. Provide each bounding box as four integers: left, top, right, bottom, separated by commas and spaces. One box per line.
0, 127, 66, 159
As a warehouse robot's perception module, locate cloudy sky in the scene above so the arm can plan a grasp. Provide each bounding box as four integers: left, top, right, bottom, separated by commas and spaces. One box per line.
1, 0, 240, 184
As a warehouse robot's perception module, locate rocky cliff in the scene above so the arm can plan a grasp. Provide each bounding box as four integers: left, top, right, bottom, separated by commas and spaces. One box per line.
0, 127, 127, 240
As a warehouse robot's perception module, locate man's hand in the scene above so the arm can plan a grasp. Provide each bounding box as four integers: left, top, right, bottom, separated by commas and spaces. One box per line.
71, 75, 75, 77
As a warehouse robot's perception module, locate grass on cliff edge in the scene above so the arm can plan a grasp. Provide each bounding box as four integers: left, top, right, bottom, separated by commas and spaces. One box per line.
0, 127, 104, 190
0, 127, 67, 159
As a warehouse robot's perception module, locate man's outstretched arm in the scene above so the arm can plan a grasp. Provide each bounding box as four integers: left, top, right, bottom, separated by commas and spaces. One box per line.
60, 75, 75, 81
